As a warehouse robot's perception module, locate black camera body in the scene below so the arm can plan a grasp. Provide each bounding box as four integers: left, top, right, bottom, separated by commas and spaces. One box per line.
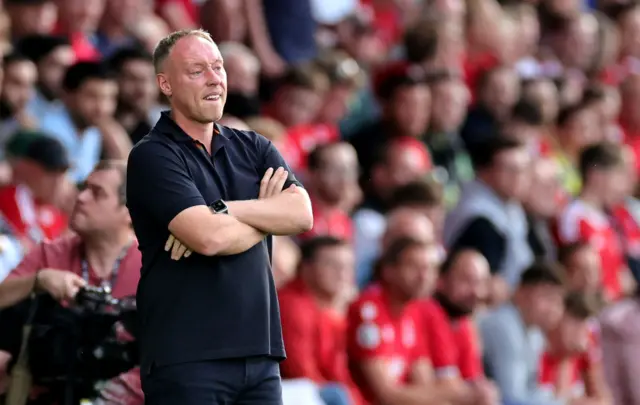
26, 286, 138, 404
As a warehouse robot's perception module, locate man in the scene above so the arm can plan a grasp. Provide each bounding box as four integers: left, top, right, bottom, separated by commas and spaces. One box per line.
300, 142, 359, 241
347, 237, 450, 405
480, 262, 566, 405
557, 142, 632, 301
219, 41, 261, 119
126, 29, 313, 404
108, 46, 164, 145
557, 242, 604, 302
540, 292, 611, 404
16, 35, 75, 120
417, 249, 500, 405
0, 52, 38, 144
0, 160, 140, 399
279, 236, 360, 405
444, 136, 533, 304
0, 133, 70, 251
39, 61, 130, 182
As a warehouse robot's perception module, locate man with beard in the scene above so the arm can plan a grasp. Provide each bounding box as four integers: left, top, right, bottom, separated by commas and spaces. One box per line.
0, 53, 38, 147
418, 249, 500, 405
108, 46, 164, 144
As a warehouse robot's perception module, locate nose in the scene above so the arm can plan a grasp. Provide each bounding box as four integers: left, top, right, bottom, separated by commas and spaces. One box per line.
206, 67, 223, 86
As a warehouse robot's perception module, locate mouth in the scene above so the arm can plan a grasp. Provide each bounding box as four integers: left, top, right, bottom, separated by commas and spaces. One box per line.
203, 94, 222, 101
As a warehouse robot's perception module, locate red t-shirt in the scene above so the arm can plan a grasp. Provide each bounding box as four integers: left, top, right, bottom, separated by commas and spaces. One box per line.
8, 234, 141, 299
0, 185, 68, 251
282, 123, 340, 171
417, 298, 483, 381
558, 199, 625, 300
347, 283, 429, 404
279, 278, 362, 404
539, 325, 601, 397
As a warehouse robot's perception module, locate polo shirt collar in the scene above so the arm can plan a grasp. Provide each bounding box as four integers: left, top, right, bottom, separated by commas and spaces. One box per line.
155, 110, 231, 152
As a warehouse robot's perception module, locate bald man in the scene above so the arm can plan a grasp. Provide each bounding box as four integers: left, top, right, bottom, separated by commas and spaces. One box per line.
417, 249, 499, 405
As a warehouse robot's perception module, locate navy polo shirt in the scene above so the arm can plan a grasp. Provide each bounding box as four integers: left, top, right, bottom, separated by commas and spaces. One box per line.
126, 111, 301, 373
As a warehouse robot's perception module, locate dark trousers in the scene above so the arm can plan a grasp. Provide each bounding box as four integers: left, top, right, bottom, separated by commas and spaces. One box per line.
142, 357, 283, 405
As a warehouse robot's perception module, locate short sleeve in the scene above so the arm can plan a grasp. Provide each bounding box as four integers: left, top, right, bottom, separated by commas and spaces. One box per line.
421, 302, 459, 378
256, 133, 304, 189
126, 140, 207, 228
347, 300, 391, 361
7, 242, 45, 278
457, 321, 483, 380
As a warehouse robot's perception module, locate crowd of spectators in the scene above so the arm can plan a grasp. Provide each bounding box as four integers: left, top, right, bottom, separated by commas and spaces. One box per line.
1, 0, 640, 404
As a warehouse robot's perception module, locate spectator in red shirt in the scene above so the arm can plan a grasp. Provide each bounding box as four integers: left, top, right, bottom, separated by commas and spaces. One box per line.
540, 292, 612, 405
0, 132, 70, 251
558, 142, 633, 301
420, 249, 500, 405
347, 237, 448, 405
299, 142, 360, 241
426, 249, 489, 379
558, 242, 606, 304
279, 236, 360, 405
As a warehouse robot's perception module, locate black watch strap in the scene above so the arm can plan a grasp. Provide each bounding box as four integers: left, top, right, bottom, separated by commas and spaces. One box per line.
210, 199, 229, 214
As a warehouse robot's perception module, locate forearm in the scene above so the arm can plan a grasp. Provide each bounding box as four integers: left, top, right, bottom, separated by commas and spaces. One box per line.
215, 218, 266, 255
227, 192, 313, 235
0, 275, 35, 309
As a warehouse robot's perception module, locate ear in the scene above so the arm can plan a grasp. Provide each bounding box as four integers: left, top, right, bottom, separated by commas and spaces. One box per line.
157, 74, 172, 97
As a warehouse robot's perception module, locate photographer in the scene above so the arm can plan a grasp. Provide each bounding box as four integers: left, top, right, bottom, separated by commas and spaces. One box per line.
0, 160, 141, 403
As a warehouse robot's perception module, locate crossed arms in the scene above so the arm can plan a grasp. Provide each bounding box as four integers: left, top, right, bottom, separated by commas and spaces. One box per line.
167, 168, 313, 257
126, 139, 313, 258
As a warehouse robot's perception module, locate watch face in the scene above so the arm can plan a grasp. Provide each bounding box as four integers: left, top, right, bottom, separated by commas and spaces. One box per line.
212, 200, 227, 212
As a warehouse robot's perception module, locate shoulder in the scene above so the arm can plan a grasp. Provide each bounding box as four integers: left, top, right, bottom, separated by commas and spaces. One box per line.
40, 234, 82, 256
128, 134, 181, 164
349, 285, 386, 324
220, 125, 271, 151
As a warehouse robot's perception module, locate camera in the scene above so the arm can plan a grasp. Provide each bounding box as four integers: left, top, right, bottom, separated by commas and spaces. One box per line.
24, 286, 139, 405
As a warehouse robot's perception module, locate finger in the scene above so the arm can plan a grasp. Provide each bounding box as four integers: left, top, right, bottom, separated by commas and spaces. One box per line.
266, 167, 284, 196
273, 170, 288, 193
259, 168, 274, 199
184, 249, 192, 258
71, 276, 87, 288
173, 243, 188, 260
171, 240, 184, 260
165, 234, 175, 251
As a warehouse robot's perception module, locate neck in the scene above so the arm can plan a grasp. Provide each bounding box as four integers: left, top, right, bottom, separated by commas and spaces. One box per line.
300, 274, 338, 309
382, 282, 411, 316
513, 294, 534, 327
580, 189, 604, 210
83, 228, 133, 278
171, 109, 214, 147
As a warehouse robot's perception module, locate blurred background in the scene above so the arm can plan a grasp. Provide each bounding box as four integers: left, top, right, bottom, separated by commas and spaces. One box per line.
2, 0, 640, 404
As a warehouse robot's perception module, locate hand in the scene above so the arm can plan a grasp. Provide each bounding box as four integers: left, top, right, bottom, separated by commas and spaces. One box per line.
165, 234, 192, 260
259, 167, 289, 199
471, 379, 500, 405
36, 269, 87, 301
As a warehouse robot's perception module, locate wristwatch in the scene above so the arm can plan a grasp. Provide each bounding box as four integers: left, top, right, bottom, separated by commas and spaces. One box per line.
209, 199, 229, 214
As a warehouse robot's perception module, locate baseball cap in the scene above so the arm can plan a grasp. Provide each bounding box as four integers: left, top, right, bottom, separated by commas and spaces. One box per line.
373, 61, 429, 99
6, 130, 70, 172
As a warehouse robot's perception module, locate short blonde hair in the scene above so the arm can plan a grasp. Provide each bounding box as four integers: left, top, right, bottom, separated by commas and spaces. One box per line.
153, 29, 214, 73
